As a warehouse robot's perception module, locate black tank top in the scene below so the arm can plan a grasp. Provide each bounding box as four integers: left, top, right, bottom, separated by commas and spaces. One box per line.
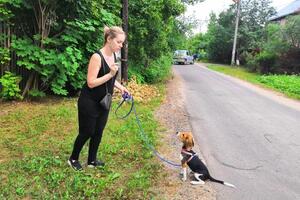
80, 51, 117, 102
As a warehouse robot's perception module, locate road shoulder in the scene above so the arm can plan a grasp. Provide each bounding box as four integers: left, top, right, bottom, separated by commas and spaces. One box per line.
153, 68, 216, 200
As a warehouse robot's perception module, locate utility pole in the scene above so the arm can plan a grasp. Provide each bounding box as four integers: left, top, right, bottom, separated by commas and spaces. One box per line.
121, 0, 128, 83
231, 0, 241, 65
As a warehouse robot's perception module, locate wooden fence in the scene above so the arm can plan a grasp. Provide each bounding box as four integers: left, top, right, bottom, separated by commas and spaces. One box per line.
0, 21, 30, 90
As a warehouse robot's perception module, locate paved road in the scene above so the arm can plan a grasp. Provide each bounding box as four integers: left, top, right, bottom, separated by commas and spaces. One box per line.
174, 64, 300, 200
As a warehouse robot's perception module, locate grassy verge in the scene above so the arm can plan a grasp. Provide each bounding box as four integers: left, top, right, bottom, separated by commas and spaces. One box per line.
207, 64, 300, 100
0, 87, 166, 199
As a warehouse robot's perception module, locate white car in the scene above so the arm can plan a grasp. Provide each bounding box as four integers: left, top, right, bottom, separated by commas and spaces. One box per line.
173, 50, 194, 65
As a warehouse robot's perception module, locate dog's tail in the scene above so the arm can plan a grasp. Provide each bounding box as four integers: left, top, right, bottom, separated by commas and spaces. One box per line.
208, 175, 236, 188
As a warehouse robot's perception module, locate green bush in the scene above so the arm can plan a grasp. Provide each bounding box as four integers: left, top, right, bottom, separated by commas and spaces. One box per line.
128, 63, 146, 84
244, 52, 259, 72
0, 71, 22, 100
143, 55, 172, 83
256, 51, 277, 74
28, 89, 46, 101
128, 55, 172, 84
244, 50, 277, 74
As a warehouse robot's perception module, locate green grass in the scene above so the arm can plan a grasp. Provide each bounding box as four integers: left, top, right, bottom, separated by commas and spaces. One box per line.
0, 92, 166, 199
207, 64, 300, 100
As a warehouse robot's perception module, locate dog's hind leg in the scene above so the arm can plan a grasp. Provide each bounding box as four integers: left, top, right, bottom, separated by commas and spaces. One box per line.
190, 173, 205, 185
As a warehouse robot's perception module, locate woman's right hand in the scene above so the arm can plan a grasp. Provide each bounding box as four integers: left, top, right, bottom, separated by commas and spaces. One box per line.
109, 63, 119, 76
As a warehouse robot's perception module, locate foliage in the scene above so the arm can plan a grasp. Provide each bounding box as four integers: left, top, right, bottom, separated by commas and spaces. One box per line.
204, 0, 275, 64
0, 0, 22, 21
28, 89, 46, 100
245, 15, 300, 74
0, 71, 22, 100
11, 37, 83, 96
128, 54, 172, 84
2, 0, 188, 98
180, 0, 205, 4
143, 54, 173, 83
205, 11, 235, 63
238, 0, 275, 51
185, 33, 208, 59
257, 75, 300, 98
6, 0, 121, 96
0, 47, 10, 66
167, 18, 189, 51
283, 15, 300, 48
208, 64, 300, 99
128, 0, 185, 81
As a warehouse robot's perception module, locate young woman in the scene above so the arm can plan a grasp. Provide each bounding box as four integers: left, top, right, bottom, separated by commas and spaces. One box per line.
68, 26, 129, 170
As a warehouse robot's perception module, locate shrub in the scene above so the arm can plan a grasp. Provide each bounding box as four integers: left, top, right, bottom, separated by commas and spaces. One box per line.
0, 71, 22, 100
128, 64, 146, 84
256, 51, 277, 74
143, 55, 172, 83
244, 52, 260, 72
28, 89, 46, 101
129, 55, 172, 84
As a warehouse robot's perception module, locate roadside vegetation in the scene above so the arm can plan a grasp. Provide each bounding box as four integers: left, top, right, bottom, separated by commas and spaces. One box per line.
207, 64, 300, 100
0, 81, 167, 199
0, 0, 203, 198
0, 0, 201, 99
1, 0, 299, 198
186, 1, 299, 96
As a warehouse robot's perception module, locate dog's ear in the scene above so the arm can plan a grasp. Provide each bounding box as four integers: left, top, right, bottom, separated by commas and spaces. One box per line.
185, 132, 194, 148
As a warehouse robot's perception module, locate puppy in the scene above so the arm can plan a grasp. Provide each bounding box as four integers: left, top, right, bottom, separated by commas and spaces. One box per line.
177, 131, 235, 188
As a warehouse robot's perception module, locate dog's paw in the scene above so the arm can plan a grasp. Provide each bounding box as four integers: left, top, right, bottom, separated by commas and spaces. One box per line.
182, 177, 187, 182
190, 180, 205, 185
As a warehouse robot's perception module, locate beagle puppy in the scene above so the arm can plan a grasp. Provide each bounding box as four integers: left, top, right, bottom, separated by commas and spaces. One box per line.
177, 131, 235, 187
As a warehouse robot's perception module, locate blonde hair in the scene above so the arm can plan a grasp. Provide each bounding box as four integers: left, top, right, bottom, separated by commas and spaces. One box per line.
104, 26, 125, 44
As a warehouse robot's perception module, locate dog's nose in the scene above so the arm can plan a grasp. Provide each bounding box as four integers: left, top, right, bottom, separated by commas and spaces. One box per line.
176, 131, 179, 135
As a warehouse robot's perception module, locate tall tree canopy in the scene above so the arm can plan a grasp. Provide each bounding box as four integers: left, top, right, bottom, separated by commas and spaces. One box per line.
204, 0, 275, 63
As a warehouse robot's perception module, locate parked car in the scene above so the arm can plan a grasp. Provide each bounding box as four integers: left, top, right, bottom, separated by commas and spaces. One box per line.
173, 50, 194, 65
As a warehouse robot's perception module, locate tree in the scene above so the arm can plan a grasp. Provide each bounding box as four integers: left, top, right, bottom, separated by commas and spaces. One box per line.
204, 0, 275, 64
128, 0, 184, 68
238, 0, 275, 51
205, 10, 235, 63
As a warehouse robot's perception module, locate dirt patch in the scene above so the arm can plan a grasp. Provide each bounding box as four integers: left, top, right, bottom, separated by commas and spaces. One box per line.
153, 69, 216, 200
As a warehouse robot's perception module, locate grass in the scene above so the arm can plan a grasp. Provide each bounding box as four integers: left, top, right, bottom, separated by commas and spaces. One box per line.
207, 64, 300, 100
0, 89, 166, 199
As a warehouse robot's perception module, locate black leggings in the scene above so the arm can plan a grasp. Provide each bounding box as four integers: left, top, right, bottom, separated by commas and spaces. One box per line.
70, 96, 109, 163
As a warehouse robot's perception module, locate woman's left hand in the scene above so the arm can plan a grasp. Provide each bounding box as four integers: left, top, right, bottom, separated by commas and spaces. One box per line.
120, 85, 130, 96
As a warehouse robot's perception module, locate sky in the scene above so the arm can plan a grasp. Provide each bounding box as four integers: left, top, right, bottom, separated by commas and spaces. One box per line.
185, 0, 295, 33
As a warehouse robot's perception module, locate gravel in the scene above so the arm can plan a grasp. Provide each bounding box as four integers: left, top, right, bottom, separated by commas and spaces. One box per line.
153, 69, 216, 200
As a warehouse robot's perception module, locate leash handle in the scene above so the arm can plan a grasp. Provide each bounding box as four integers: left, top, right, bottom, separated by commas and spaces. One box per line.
115, 93, 134, 119
122, 92, 132, 101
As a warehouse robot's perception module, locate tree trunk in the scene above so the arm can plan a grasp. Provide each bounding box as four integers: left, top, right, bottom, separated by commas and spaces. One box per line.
121, 0, 128, 84
22, 72, 35, 97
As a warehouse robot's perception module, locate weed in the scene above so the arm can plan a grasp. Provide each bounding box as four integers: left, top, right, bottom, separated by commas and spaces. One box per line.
0, 90, 164, 199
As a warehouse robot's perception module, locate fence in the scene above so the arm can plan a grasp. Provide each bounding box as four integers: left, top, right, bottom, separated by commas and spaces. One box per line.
0, 21, 30, 91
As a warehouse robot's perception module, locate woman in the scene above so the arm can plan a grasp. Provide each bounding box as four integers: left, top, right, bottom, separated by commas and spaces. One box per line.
68, 26, 129, 171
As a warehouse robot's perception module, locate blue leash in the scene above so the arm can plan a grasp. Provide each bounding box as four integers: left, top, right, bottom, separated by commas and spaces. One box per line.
115, 93, 181, 167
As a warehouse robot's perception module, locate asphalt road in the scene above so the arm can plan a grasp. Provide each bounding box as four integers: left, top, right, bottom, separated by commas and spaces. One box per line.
173, 64, 300, 200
